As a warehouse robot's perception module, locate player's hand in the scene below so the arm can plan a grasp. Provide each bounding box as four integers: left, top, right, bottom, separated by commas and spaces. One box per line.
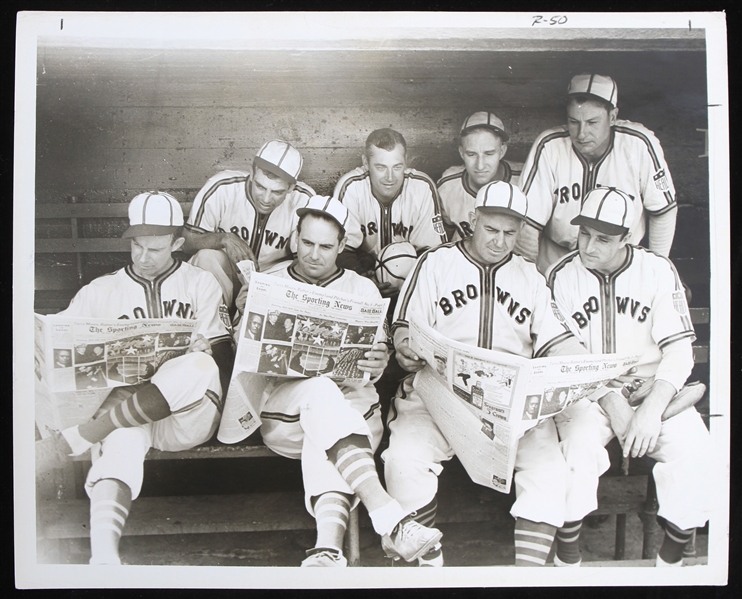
234, 282, 249, 317
626, 375, 655, 406
187, 333, 212, 355
356, 342, 390, 378
376, 281, 399, 298
395, 337, 426, 372
220, 233, 256, 264
621, 401, 663, 458
605, 367, 640, 390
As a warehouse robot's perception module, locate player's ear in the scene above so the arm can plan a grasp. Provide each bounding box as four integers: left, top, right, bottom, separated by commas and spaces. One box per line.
458, 144, 466, 162
361, 152, 369, 170
337, 236, 347, 255
609, 107, 619, 126
499, 142, 508, 159
171, 236, 186, 252
469, 210, 478, 228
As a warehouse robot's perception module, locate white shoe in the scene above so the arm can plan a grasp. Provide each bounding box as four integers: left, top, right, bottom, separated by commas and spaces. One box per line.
418, 543, 444, 567
301, 548, 348, 567
553, 553, 581, 567
381, 516, 443, 563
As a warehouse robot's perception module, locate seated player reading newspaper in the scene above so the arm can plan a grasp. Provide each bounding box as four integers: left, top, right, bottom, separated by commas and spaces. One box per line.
36, 192, 234, 565
233, 195, 442, 567
547, 187, 710, 567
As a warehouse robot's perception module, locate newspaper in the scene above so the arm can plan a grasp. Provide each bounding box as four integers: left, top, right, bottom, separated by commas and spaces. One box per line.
217, 271, 389, 444
408, 314, 642, 493
34, 314, 197, 438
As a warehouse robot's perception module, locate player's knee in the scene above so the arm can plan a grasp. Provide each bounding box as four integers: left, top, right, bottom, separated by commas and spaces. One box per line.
299, 377, 344, 404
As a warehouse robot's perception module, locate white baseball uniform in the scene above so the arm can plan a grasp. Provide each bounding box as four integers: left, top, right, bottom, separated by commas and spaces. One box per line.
333, 167, 447, 257
254, 262, 385, 514
520, 120, 677, 271
437, 161, 522, 242
59, 260, 232, 499
383, 241, 576, 526
548, 246, 711, 529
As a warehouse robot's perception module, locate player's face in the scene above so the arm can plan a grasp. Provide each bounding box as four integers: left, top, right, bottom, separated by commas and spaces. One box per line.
130, 234, 184, 280
250, 167, 293, 215
467, 211, 523, 265
567, 100, 617, 161
295, 215, 347, 283
363, 143, 406, 202
577, 225, 629, 274
459, 130, 507, 191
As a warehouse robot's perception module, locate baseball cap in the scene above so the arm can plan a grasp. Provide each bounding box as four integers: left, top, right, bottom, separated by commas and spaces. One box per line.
460, 111, 509, 142
122, 191, 184, 238
474, 181, 528, 220
253, 140, 303, 184
296, 195, 350, 234
571, 187, 635, 235
567, 74, 618, 108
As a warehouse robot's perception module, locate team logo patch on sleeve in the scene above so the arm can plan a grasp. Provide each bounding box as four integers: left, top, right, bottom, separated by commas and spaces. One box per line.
672, 291, 688, 315
432, 214, 445, 235
219, 304, 233, 332
653, 169, 669, 192
551, 300, 567, 324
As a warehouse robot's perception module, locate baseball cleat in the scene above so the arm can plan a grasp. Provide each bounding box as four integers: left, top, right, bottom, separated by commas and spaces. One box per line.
35, 431, 72, 473
300, 548, 348, 567
417, 543, 444, 567
381, 516, 443, 563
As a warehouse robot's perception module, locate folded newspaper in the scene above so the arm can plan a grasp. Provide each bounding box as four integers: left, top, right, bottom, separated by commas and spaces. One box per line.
407, 314, 642, 494
34, 314, 196, 438
217, 272, 389, 444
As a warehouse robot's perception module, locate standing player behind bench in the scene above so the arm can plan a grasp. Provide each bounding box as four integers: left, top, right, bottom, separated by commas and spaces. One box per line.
36, 192, 234, 565
438, 111, 521, 242
548, 188, 711, 567
519, 74, 677, 274
333, 128, 447, 297
183, 140, 362, 308
233, 196, 442, 567
383, 181, 588, 567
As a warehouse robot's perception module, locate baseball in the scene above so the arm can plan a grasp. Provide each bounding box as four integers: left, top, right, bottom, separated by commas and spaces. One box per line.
374, 241, 417, 290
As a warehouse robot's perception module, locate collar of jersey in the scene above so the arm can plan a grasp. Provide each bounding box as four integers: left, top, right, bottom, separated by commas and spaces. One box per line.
287, 261, 345, 287
584, 243, 634, 282
457, 239, 514, 271
368, 171, 405, 207
571, 127, 616, 166
125, 259, 182, 286
462, 162, 510, 198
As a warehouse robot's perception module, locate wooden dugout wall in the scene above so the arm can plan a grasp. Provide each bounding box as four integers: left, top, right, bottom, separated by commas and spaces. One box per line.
35, 29, 710, 308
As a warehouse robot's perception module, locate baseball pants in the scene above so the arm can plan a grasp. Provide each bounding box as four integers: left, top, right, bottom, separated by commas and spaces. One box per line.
258, 376, 383, 515
382, 377, 568, 527
84, 351, 222, 499
555, 397, 712, 529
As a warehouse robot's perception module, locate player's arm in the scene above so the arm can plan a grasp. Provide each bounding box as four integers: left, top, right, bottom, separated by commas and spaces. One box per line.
182, 228, 256, 265
355, 342, 392, 381
646, 207, 677, 258
392, 327, 425, 372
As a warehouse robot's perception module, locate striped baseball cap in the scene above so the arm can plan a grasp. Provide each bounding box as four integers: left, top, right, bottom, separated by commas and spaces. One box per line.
296, 195, 349, 234
253, 140, 303, 184
568, 73, 618, 108
474, 181, 528, 220
460, 111, 509, 142
123, 191, 184, 238
571, 187, 635, 235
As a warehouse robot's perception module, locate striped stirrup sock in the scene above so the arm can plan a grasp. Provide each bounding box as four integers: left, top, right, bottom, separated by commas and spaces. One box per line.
89, 479, 132, 565
555, 520, 583, 565
657, 521, 695, 566
514, 518, 557, 566
313, 492, 351, 553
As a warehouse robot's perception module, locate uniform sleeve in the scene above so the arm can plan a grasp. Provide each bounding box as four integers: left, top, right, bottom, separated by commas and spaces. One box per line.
57, 283, 103, 318
391, 251, 438, 332
408, 174, 447, 252
186, 172, 232, 233
519, 130, 560, 232
547, 267, 586, 342
650, 257, 695, 350
631, 124, 677, 215
193, 270, 234, 343
529, 268, 575, 358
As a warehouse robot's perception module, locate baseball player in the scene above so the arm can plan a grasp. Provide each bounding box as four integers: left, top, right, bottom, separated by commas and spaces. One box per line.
437, 112, 522, 242
35, 192, 234, 565
519, 73, 678, 274
234, 196, 442, 567
333, 128, 447, 296
383, 181, 587, 567
548, 187, 710, 567
183, 139, 362, 306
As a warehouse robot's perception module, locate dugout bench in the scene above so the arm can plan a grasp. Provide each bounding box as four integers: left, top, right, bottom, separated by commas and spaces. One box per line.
35, 199, 711, 566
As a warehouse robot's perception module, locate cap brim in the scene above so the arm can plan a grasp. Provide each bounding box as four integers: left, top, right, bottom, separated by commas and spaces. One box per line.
571, 215, 627, 236
122, 224, 181, 239
254, 155, 296, 184
295, 207, 347, 234
475, 206, 525, 220
461, 125, 509, 142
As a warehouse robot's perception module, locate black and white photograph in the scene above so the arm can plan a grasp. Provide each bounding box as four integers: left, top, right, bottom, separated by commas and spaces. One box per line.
14, 10, 729, 591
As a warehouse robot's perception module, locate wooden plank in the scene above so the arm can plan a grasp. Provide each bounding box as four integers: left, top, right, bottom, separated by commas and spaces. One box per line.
592, 475, 649, 515
38, 491, 317, 539
690, 308, 710, 325
36, 238, 131, 253
693, 346, 709, 364
36, 202, 193, 219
